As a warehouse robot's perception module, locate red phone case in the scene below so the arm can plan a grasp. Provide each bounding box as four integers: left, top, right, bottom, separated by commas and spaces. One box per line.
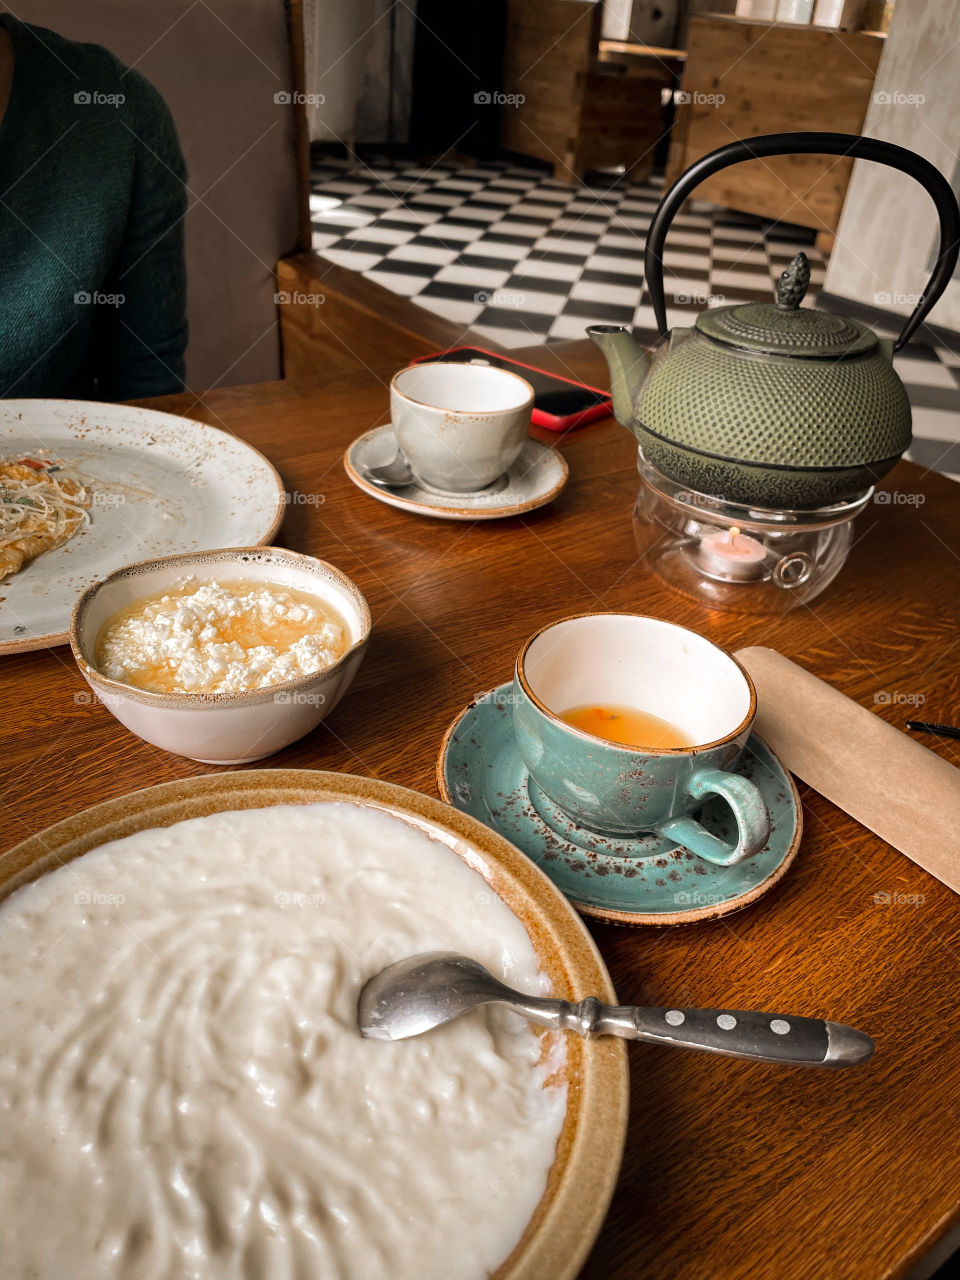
410, 346, 612, 432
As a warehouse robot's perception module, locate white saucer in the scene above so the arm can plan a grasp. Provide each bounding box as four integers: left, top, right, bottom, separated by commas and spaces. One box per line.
343, 424, 569, 520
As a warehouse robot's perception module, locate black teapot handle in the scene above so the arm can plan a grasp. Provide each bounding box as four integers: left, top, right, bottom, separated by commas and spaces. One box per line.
645, 132, 960, 351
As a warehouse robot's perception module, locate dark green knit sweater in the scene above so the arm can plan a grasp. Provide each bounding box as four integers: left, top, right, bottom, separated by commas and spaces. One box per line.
0, 16, 187, 400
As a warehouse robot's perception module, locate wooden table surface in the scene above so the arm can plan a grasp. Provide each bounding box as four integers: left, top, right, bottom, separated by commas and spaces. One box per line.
3, 339, 959, 1280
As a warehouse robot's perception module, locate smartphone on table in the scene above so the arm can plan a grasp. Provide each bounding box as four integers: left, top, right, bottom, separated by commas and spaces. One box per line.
409, 347, 612, 432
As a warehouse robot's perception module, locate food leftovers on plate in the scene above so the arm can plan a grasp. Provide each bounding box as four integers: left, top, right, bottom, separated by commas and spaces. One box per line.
0, 455, 92, 581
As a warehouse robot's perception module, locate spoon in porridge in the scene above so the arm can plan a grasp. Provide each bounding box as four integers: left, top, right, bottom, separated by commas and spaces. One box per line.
359, 952, 874, 1068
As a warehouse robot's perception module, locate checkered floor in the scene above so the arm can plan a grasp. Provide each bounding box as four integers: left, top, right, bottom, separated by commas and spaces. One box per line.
310, 154, 960, 482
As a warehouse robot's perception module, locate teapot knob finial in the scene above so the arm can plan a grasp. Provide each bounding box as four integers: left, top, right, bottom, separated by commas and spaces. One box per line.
776, 252, 810, 310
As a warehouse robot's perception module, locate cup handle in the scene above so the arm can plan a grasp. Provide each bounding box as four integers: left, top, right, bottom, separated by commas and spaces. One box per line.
653, 768, 771, 867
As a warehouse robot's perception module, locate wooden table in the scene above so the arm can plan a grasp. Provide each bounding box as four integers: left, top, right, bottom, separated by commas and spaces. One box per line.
3, 339, 960, 1280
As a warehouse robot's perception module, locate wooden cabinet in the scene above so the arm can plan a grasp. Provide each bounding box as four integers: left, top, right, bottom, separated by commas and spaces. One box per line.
500, 0, 675, 182
664, 16, 885, 236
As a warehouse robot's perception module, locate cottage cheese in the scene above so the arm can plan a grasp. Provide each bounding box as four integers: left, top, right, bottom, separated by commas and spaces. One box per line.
0, 802, 567, 1280
96, 577, 346, 695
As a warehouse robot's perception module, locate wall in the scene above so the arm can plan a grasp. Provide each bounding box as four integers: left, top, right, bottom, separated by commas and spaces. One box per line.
823, 0, 960, 333
675, 0, 737, 45
2, 0, 301, 391
303, 0, 376, 142
601, 0, 679, 46
303, 0, 415, 145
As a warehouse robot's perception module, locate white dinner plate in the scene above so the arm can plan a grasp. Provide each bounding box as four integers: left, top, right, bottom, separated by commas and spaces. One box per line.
0, 400, 285, 653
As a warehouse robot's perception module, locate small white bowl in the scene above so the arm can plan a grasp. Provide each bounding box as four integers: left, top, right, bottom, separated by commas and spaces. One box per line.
70, 547, 371, 764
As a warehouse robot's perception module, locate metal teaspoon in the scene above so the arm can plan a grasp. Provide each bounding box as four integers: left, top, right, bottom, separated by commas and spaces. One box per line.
357, 952, 874, 1068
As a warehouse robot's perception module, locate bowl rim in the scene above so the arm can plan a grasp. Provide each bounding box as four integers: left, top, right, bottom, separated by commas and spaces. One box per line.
0, 769, 629, 1280
69, 546, 372, 709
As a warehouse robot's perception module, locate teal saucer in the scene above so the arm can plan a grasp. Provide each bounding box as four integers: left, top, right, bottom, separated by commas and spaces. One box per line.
437, 683, 803, 926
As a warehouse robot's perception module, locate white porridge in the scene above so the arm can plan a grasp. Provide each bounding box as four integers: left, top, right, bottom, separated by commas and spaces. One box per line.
0, 803, 566, 1280
95, 577, 346, 695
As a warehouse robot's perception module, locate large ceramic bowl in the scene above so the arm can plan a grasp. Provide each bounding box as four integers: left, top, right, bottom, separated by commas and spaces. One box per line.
0, 770, 629, 1280
70, 547, 371, 765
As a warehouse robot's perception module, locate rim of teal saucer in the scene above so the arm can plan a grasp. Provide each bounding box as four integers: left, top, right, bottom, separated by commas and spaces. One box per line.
436, 682, 804, 926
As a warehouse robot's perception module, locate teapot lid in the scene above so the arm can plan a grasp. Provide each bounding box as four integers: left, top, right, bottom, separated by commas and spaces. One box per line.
695, 253, 877, 358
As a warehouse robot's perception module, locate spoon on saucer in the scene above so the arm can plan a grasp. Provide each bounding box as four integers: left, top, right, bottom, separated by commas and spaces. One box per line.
365, 449, 416, 488
358, 952, 874, 1068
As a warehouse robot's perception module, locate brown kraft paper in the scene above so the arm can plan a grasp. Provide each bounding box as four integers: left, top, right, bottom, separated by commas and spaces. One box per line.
735, 646, 960, 895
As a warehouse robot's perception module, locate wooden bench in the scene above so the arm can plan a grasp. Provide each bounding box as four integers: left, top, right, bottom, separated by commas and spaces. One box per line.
275, 254, 500, 380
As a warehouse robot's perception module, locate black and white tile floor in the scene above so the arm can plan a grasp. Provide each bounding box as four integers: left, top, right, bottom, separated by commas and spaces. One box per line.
310, 154, 960, 483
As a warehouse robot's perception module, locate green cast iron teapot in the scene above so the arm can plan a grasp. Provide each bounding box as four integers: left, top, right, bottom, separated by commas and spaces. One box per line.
589, 132, 960, 509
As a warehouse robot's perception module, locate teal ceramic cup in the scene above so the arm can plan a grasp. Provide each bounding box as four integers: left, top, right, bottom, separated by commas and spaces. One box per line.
512, 613, 770, 866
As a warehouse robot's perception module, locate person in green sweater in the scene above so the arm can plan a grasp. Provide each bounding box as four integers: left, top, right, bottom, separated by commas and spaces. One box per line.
0, 14, 188, 400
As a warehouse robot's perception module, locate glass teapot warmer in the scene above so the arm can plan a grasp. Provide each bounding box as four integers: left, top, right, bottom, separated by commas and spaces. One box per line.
633, 453, 871, 615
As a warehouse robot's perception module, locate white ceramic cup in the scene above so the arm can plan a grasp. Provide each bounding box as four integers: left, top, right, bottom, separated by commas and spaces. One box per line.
390, 361, 534, 493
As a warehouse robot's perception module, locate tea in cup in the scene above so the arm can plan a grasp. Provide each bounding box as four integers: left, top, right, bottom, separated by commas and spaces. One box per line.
390, 361, 534, 493
512, 613, 770, 866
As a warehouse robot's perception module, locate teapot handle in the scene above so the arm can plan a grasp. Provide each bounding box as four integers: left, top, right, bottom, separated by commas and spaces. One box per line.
645, 132, 960, 352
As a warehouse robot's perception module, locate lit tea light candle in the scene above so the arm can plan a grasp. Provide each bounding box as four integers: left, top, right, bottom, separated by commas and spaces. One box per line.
698, 525, 767, 581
